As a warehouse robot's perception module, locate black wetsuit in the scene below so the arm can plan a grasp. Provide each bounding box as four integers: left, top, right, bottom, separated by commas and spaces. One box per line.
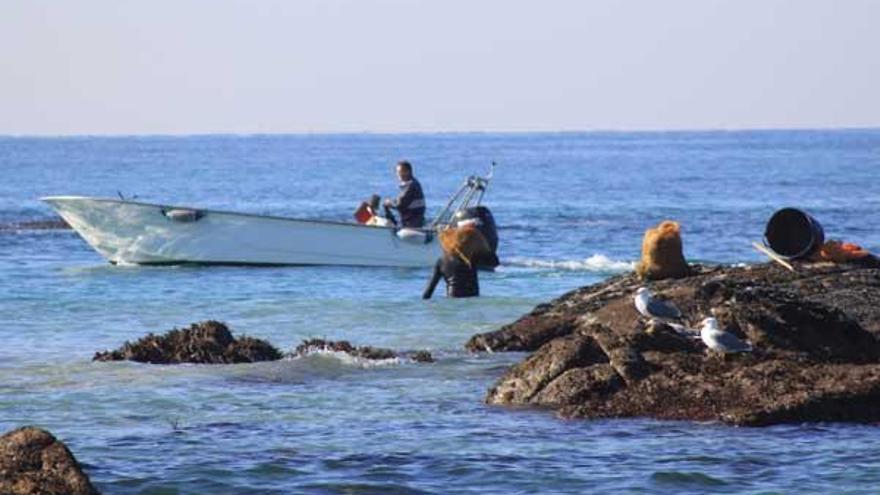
423, 254, 479, 299
392, 178, 426, 228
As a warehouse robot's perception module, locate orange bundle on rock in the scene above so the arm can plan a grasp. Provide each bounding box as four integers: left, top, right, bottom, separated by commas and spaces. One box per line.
636, 220, 690, 280
811, 240, 872, 263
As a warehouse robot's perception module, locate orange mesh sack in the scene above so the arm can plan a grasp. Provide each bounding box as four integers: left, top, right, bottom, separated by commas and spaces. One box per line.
439, 226, 491, 267
812, 240, 871, 263
636, 220, 690, 280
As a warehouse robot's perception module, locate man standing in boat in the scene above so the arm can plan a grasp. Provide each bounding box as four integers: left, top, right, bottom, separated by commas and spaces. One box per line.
384, 160, 426, 228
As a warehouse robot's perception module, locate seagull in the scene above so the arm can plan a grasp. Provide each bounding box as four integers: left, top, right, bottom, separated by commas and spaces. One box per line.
699, 317, 753, 353
634, 287, 682, 319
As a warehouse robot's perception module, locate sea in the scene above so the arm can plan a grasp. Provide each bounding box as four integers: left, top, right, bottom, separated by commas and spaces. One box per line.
1, 130, 879, 494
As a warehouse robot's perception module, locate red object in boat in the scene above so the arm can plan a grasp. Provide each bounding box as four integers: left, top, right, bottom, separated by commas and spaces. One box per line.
354, 203, 373, 224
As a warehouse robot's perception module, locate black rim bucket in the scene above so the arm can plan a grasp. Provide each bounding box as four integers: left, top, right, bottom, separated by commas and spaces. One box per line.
764, 208, 825, 260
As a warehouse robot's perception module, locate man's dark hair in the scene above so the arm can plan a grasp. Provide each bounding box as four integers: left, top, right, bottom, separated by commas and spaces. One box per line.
397, 160, 413, 174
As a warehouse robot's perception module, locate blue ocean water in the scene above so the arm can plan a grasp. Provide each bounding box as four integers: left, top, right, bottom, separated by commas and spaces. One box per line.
1, 130, 879, 494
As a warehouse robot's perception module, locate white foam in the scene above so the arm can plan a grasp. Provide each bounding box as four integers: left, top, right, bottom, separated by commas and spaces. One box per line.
113, 259, 140, 267
507, 254, 635, 273
288, 349, 402, 368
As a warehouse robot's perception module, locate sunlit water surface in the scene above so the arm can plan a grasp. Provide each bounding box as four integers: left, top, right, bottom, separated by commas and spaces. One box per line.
1, 131, 879, 493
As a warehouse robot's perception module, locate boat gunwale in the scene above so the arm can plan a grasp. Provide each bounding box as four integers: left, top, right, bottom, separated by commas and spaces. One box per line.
40, 195, 436, 232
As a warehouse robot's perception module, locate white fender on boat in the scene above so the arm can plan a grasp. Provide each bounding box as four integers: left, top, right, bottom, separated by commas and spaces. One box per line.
396, 228, 428, 244
163, 208, 204, 222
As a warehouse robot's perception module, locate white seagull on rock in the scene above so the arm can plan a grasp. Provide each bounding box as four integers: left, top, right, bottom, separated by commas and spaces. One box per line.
634, 287, 682, 319
699, 317, 753, 354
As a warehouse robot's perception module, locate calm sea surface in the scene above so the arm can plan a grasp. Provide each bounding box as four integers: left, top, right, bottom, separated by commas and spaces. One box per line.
1, 131, 879, 493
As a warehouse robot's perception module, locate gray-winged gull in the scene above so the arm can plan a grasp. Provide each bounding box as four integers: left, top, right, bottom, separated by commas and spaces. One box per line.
699, 317, 753, 353
634, 287, 682, 319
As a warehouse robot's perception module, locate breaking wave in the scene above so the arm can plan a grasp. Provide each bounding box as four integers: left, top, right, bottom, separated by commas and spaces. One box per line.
287, 349, 403, 368
506, 254, 634, 273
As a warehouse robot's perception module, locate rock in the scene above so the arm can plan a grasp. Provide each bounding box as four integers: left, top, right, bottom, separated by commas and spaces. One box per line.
476, 262, 880, 426
466, 315, 578, 353
486, 333, 607, 404
410, 350, 436, 363
94, 320, 282, 364
531, 364, 624, 407
0, 427, 99, 495
292, 339, 434, 363
468, 265, 720, 353
293, 339, 395, 360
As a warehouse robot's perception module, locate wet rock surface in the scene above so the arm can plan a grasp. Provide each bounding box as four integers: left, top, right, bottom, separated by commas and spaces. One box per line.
473, 262, 880, 426
293, 339, 435, 363
0, 427, 99, 495
94, 320, 282, 364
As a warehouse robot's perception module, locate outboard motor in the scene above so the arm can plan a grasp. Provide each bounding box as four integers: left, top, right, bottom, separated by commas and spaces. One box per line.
455, 206, 499, 269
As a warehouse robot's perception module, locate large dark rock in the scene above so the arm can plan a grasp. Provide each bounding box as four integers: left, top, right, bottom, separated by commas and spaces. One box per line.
464, 267, 678, 352
293, 339, 434, 363
94, 320, 282, 364
0, 427, 99, 495
476, 262, 880, 426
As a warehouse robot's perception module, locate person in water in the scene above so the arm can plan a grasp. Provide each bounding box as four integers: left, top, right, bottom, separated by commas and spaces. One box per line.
423, 225, 498, 299
383, 160, 426, 228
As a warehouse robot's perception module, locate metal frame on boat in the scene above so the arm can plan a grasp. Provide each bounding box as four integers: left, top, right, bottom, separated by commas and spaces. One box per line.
41, 165, 496, 268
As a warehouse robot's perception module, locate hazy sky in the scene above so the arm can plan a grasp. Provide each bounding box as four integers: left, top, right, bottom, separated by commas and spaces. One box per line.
1, 0, 878, 134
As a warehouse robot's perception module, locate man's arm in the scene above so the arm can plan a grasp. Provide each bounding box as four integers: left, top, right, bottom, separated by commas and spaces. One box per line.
422, 259, 443, 299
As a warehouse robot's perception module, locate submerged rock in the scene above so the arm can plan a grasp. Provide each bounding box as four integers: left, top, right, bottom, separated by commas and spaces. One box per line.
473, 262, 880, 426
0, 427, 99, 495
409, 350, 436, 363
293, 338, 434, 363
94, 320, 282, 364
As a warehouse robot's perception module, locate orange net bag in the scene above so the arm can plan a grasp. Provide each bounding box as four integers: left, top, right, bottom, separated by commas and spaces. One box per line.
811, 240, 872, 263
636, 220, 690, 280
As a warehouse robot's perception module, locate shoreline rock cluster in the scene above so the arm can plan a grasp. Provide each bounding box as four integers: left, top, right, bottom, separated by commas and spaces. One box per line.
0, 427, 99, 495
94, 321, 434, 365
13, 264, 875, 495
468, 262, 880, 426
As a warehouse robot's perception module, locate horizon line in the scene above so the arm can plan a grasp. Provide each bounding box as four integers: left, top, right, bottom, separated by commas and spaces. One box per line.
1, 125, 879, 139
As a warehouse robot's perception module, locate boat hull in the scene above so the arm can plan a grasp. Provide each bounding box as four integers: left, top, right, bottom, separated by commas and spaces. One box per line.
42, 196, 441, 267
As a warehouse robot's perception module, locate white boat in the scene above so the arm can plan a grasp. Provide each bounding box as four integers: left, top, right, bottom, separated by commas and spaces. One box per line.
41, 168, 496, 268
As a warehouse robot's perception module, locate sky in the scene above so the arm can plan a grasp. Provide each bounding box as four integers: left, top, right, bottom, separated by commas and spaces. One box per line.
1, 0, 878, 135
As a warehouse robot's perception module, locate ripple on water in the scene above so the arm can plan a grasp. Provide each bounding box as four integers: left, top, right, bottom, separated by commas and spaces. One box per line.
650, 471, 729, 487
4, 133, 880, 493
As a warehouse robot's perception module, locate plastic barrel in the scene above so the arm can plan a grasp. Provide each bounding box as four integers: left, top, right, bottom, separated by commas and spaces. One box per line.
764, 208, 825, 260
